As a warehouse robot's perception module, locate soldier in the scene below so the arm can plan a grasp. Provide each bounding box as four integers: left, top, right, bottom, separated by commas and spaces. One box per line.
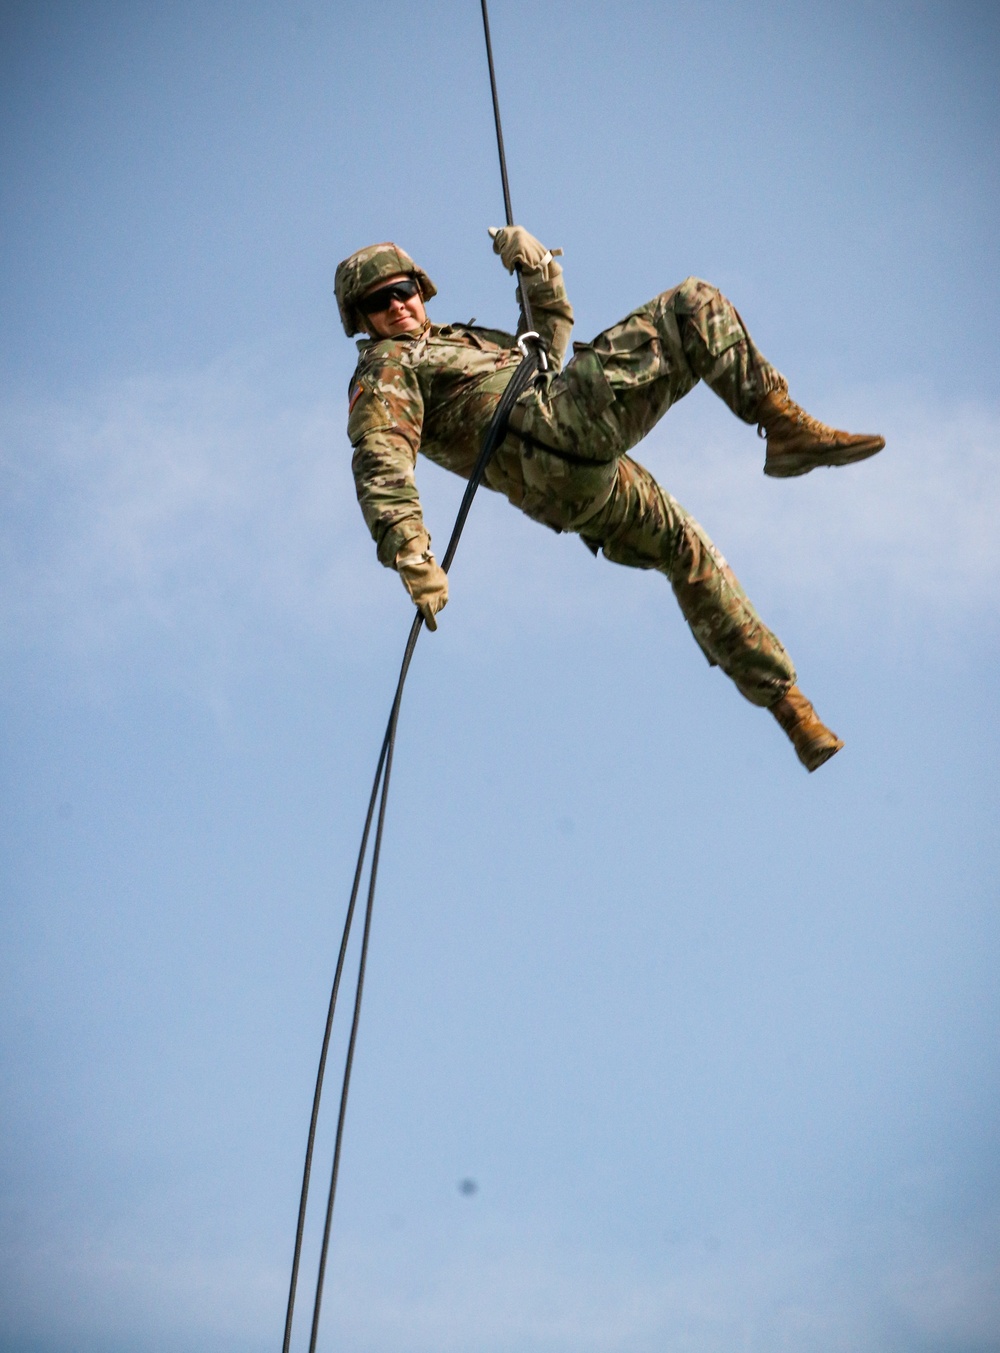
335, 228, 885, 771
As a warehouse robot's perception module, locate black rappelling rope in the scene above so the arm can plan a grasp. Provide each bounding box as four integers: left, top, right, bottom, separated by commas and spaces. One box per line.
280, 4, 542, 1350
480, 0, 535, 335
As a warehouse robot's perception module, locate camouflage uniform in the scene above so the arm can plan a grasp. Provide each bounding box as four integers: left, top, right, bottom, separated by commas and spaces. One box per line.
347, 267, 797, 707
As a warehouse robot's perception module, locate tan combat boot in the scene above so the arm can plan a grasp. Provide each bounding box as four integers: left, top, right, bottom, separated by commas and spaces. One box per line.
770, 685, 844, 772
757, 388, 885, 478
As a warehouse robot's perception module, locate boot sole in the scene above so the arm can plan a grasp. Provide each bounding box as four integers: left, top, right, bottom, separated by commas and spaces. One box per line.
764, 438, 885, 478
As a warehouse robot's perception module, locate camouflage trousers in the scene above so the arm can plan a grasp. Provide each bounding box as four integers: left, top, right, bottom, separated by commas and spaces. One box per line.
492, 278, 796, 707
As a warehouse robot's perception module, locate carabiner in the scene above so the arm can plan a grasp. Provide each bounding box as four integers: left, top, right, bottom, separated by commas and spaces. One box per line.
517, 330, 549, 373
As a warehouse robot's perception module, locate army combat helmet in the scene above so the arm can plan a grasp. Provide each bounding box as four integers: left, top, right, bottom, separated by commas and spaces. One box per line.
335, 242, 437, 337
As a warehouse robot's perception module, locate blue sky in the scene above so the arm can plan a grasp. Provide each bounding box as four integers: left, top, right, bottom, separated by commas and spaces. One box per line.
2, 2, 998, 1351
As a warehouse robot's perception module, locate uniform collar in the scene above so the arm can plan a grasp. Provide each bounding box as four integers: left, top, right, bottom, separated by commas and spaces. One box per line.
356, 318, 432, 351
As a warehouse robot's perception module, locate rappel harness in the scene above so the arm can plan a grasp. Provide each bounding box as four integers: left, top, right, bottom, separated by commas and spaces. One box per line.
281, 5, 546, 1350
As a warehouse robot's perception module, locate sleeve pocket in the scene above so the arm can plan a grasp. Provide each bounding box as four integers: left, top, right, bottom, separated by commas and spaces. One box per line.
347, 380, 396, 443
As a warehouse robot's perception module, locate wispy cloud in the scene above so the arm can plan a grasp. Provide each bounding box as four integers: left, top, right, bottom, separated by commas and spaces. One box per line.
3, 366, 998, 672
639, 386, 1000, 626
324, 1217, 1000, 1353
7, 1212, 996, 1353
0, 354, 376, 666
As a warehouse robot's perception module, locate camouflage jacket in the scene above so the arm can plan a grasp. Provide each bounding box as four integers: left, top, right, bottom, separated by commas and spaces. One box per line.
346, 266, 573, 565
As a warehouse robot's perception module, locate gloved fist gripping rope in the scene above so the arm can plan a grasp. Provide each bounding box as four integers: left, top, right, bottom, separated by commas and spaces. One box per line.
488, 224, 563, 279
395, 529, 449, 630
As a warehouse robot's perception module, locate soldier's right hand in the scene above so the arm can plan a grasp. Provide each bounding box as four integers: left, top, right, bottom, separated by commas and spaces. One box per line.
489, 225, 559, 276
395, 530, 449, 631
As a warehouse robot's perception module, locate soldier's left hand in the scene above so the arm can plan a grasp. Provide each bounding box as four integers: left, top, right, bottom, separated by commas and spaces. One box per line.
395, 531, 449, 631
489, 225, 560, 276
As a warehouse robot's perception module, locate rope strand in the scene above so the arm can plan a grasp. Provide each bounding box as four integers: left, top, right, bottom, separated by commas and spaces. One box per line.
480, 0, 534, 334
281, 6, 537, 1346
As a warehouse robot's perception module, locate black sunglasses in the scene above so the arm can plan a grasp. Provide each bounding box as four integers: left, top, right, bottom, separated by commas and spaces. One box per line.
358, 277, 421, 316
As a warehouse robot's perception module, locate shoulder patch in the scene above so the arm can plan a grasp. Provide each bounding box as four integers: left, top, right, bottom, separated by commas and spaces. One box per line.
347, 375, 397, 444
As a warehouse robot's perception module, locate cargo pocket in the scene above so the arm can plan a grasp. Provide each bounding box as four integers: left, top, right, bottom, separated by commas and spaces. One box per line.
671, 279, 745, 360
550, 343, 621, 463
591, 313, 665, 390
511, 344, 624, 470
520, 449, 617, 535
564, 343, 617, 415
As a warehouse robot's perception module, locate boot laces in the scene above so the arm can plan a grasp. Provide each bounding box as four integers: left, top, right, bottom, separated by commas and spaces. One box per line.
760, 391, 838, 445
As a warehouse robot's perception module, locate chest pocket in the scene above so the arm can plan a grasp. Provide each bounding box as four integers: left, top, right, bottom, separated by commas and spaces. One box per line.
347, 376, 396, 445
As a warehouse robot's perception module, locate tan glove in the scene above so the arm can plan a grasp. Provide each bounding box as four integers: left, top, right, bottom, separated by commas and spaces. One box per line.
395, 530, 448, 631
489, 225, 563, 277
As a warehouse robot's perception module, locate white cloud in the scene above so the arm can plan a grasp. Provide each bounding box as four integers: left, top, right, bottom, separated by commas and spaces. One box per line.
8, 1213, 993, 1353
638, 386, 1000, 628
315, 1215, 1000, 1353
0, 354, 377, 668
3, 367, 997, 676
